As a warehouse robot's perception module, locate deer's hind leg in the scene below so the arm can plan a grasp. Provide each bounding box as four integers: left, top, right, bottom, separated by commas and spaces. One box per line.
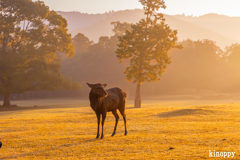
119, 104, 127, 136
111, 109, 119, 137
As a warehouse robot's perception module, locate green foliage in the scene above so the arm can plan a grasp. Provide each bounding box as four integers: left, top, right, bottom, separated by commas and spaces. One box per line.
0, 0, 78, 98
116, 0, 181, 84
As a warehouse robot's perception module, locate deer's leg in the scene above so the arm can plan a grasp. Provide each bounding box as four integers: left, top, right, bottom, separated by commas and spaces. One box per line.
119, 108, 127, 136
111, 109, 119, 137
96, 113, 100, 138
100, 112, 106, 139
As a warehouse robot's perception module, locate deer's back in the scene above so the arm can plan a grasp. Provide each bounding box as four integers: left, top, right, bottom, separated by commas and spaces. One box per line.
103, 87, 126, 111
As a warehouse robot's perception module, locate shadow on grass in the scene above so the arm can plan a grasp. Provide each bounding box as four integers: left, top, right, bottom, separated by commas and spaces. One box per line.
126, 107, 137, 109
0, 138, 97, 159
157, 109, 216, 118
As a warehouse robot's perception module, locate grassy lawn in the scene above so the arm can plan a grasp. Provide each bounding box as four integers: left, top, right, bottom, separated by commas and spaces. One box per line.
0, 100, 239, 159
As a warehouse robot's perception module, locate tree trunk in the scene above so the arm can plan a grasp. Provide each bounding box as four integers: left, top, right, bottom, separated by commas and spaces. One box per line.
134, 83, 141, 108
3, 94, 11, 107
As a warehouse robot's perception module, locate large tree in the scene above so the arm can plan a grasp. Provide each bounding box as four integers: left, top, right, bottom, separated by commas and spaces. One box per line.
0, 0, 80, 107
116, 0, 181, 108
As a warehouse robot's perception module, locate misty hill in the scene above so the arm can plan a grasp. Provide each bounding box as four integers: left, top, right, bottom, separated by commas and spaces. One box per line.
69, 9, 145, 42
163, 14, 238, 49
174, 13, 240, 43
57, 11, 110, 30
57, 9, 239, 49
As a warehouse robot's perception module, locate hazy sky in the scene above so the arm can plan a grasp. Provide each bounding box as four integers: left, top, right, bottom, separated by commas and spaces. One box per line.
35, 0, 240, 17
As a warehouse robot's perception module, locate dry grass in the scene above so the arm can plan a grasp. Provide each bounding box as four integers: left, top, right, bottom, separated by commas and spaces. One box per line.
0, 100, 240, 159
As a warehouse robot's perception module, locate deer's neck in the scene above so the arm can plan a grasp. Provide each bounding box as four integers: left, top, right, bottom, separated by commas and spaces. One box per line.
89, 92, 104, 111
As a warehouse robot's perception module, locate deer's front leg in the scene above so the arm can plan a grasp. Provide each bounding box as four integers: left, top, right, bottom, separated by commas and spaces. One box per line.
100, 112, 106, 139
96, 113, 100, 138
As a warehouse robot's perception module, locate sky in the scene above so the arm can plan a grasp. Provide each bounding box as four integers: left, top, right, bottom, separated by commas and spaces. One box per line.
34, 0, 240, 17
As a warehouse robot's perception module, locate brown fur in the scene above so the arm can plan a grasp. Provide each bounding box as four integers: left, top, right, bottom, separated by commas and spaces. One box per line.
87, 82, 127, 139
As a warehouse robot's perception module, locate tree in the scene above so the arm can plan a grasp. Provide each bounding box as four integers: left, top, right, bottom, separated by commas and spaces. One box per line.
111, 21, 132, 37
225, 43, 240, 86
168, 39, 224, 91
225, 43, 240, 68
61, 33, 128, 94
0, 0, 80, 107
116, 0, 181, 108
72, 33, 93, 54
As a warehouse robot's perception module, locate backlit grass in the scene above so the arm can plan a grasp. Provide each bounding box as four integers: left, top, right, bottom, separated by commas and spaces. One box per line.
0, 101, 239, 159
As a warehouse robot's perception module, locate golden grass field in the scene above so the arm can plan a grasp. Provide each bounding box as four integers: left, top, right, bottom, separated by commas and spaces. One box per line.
0, 99, 239, 159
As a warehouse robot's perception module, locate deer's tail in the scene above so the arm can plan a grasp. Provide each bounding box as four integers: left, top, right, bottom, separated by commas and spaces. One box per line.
123, 92, 127, 98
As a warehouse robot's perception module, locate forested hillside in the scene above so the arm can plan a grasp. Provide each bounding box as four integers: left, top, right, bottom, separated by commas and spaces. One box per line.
57, 9, 239, 48
4, 9, 240, 100
57, 10, 240, 99
60, 32, 240, 99
174, 13, 240, 43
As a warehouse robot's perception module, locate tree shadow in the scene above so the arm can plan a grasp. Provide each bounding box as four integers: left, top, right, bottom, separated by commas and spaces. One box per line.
157, 109, 215, 118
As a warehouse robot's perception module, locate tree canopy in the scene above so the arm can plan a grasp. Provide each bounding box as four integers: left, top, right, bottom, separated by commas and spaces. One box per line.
225, 43, 240, 68
0, 0, 80, 106
116, 0, 181, 108
72, 33, 93, 54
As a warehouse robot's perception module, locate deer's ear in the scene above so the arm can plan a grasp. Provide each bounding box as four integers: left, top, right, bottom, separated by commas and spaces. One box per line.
102, 84, 107, 88
86, 83, 94, 88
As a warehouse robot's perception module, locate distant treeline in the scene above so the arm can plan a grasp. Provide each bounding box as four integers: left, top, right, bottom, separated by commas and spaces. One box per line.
6, 32, 240, 100
60, 33, 240, 98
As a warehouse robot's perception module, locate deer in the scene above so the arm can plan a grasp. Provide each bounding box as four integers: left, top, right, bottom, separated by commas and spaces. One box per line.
87, 83, 127, 139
